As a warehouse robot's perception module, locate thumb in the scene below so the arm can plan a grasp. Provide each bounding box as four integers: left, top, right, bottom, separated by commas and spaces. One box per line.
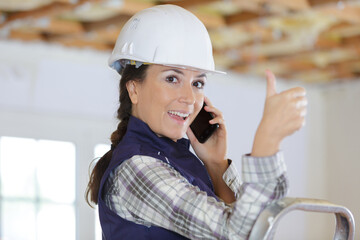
265, 70, 277, 98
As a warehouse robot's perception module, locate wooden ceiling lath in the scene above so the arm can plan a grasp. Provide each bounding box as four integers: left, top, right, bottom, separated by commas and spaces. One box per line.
1, 0, 359, 83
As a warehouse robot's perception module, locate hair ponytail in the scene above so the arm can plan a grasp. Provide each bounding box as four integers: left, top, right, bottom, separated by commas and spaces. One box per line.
86, 64, 149, 207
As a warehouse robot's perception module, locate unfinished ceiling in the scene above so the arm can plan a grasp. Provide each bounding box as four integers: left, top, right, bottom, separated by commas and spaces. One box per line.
1, 0, 360, 83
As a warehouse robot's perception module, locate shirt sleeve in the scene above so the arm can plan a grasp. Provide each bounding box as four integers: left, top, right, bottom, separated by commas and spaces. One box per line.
222, 159, 242, 197
104, 152, 288, 240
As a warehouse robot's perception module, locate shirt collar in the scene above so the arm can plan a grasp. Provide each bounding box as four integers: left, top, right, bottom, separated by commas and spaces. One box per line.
124, 116, 190, 151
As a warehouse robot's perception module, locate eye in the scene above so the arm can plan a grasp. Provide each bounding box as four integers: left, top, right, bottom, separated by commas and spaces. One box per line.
193, 80, 205, 89
166, 75, 178, 84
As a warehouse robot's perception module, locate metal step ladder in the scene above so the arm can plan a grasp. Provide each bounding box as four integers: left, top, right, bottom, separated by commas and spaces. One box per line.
249, 197, 355, 240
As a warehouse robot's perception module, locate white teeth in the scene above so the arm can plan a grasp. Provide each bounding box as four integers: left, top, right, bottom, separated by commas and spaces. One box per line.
168, 111, 189, 118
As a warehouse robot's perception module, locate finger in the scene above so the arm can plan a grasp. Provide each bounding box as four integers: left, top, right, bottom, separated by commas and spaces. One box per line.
285, 87, 306, 98
293, 90, 306, 98
204, 96, 213, 107
205, 106, 224, 122
204, 105, 221, 116
209, 114, 225, 124
292, 105, 307, 117
209, 116, 225, 125
265, 69, 277, 98
288, 96, 307, 108
296, 98, 308, 109
288, 99, 307, 117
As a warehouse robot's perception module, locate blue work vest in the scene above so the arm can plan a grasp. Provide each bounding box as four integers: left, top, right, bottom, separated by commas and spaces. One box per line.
98, 116, 218, 240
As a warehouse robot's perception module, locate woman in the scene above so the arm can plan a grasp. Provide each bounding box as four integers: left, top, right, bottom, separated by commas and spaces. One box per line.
86, 4, 307, 240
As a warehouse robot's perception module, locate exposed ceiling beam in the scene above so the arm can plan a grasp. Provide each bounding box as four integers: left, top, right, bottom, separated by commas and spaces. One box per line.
4, 2, 75, 23
342, 34, 360, 46
53, 0, 79, 3
333, 60, 360, 78
230, 58, 360, 83
277, 0, 309, 10
0, 11, 4, 24
0, 0, 101, 27
316, 31, 360, 49
0, 1, 51, 12
19, 18, 85, 35
237, 39, 314, 60
48, 19, 84, 34
230, 1, 261, 13
233, 42, 360, 66
0, 0, 359, 84
286, 59, 360, 83
264, 0, 309, 10
319, 5, 360, 23
9, 29, 44, 41
92, 27, 120, 44
159, 0, 218, 8
49, 35, 112, 51
194, 11, 225, 28
308, 0, 340, 7
325, 22, 360, 38
119, 0, 155, 15
225, 11, 261, 25
315, 35, 341, 48
81, 14, 130, 31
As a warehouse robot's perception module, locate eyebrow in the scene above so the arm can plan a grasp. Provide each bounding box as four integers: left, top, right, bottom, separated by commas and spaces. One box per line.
162, 68, 207, 78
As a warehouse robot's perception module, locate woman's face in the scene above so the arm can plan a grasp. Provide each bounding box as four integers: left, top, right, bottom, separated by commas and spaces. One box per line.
127, 64, 206, 141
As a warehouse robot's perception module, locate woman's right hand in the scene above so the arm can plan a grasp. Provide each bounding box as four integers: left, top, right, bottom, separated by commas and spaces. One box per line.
251, 70, 307, 157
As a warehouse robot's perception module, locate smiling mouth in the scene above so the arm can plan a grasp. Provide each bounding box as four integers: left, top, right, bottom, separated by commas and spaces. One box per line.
168, 110, 190, 120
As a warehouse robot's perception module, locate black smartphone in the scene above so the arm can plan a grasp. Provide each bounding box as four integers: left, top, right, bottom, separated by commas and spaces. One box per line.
190, 103, 219, 143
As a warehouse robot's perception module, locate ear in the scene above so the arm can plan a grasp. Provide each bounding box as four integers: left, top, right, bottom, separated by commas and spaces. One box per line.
126, 80, 139, 104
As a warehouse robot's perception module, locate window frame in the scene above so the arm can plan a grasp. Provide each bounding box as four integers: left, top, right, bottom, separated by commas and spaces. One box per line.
0, 110, 115, 240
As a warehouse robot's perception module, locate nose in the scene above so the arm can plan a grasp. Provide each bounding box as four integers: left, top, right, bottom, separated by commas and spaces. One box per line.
179, 83, 196, 105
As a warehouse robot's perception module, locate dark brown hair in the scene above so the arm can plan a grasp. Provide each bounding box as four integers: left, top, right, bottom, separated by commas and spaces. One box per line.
85, 64, 149, 207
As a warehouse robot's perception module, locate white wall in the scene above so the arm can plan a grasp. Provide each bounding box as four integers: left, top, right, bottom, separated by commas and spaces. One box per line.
0, 40, 358, 239
324, 82, 360, 239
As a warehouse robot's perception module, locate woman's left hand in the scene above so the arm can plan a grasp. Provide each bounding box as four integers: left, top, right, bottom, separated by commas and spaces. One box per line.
186, 97, 227, 167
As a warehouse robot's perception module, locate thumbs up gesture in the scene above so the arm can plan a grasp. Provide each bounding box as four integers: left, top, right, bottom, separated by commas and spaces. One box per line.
251, 70, 307, 157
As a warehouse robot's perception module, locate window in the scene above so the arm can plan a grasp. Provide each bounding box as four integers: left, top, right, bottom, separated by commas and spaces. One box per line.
0, 136, 76, 240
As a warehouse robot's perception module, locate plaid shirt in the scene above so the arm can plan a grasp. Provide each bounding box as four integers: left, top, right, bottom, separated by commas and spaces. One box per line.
104, 152, 288, 239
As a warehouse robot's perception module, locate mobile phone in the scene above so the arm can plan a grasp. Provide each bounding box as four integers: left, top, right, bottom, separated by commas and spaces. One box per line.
190, 103, 219, 143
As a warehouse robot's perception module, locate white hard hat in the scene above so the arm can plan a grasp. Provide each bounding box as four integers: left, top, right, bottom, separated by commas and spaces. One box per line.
108, 4, 225, 74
